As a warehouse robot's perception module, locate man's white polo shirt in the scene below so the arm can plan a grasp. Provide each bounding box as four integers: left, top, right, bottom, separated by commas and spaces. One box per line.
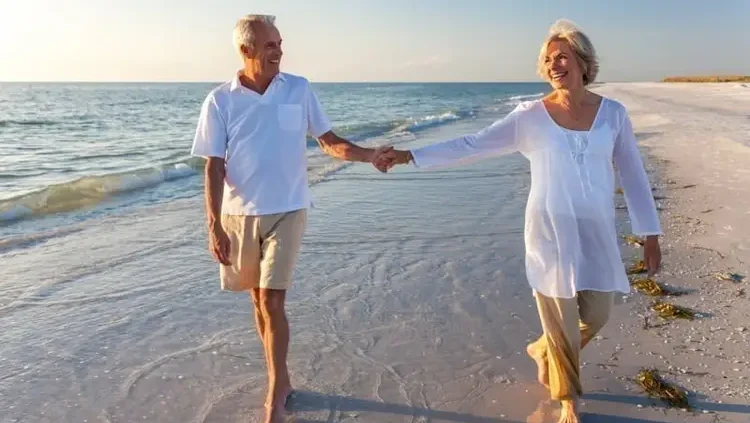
191, 72, 332, 216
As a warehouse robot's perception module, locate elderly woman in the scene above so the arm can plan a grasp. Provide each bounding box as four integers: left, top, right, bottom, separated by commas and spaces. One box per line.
381, 20, 662, 423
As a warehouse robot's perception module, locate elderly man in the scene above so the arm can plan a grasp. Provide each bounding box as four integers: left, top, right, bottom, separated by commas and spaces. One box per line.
190, 14, 390, 422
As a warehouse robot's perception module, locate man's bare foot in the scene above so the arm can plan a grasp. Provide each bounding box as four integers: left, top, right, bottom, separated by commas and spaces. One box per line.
264, 404, 285, 423
558, 399, 580, 423
266, 384, 294, 408
264, 387, 292, 423
265, 383, 293, 411
526, 344, 550, 389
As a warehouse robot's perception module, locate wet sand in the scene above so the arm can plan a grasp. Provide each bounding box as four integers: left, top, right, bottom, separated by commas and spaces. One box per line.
1, 83, 748, 422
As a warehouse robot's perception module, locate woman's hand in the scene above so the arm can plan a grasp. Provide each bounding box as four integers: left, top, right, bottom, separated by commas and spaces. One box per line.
375, 149, 413, 170
644, 235, 662, 277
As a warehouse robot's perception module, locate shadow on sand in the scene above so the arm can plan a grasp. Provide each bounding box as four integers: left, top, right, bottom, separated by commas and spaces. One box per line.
280, 390, 744, 423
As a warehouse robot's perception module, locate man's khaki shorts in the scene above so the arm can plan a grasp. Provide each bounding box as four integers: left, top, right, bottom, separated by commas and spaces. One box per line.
219, 209, 307, 291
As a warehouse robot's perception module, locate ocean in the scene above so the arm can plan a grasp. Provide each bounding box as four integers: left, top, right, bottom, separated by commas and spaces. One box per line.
0, 82, 546, 237
0, 81, 552, 422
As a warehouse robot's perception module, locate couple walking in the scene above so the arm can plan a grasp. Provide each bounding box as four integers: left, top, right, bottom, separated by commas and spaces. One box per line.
190, 14, 662, 423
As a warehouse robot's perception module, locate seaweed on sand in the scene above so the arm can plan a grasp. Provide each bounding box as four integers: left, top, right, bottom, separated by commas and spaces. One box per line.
627, 260, 648, 275
714, 272, 745, 283
651, 300, 695, 320
631, 278, 666, 296
636, 368, 691, 410
623, 235, 645, 247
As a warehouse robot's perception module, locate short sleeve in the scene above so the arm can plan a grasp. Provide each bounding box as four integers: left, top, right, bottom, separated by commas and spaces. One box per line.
305, 84, 333, 138
190, 94, 227, 159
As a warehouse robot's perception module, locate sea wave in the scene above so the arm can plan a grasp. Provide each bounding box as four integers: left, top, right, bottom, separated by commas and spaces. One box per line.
390, 111, 466, 134
0, 226, 84, 253
321, 109, 471, 142
482, 92, 546, 113
0, 119, 60, 127
505, 92, 546, 102
0, 104, 502, 225
0, 158, 203, 223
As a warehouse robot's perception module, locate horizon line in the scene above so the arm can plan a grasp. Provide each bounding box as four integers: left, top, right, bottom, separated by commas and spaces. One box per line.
0, 79, 648, 84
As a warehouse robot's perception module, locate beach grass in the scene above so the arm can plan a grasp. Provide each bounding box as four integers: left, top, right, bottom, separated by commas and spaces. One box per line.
663, 75, 750, 83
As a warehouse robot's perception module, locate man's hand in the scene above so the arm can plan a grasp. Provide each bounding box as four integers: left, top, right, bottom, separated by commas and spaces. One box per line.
209, 224, 231, 265
370, 146, 395, 173
375, 149, 413, 171
644, 235, 661, 277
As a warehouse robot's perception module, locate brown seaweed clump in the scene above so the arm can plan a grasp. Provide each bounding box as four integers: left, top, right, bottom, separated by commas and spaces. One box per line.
651, 301, 694, 320
623, 235, 645, 247
714, 272, 745, 283
636, 368, 690, 410
631, 278, 665, 296
627, 260, 648, 275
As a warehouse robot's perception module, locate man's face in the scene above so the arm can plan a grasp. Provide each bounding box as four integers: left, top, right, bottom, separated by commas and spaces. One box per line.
242, 22, 283, 78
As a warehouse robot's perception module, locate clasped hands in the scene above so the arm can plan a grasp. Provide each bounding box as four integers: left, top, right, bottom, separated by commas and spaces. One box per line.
370, 146, 412, 173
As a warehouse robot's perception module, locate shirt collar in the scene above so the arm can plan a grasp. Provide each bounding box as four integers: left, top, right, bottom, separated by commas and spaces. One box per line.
230, 71, 286, 92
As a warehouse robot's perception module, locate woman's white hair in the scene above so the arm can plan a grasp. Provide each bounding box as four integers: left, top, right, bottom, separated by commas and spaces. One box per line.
537, 19, 599, 86
233, 14, 276, 54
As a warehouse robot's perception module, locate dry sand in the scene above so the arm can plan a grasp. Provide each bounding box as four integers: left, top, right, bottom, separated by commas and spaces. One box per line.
571, 82, 750, 422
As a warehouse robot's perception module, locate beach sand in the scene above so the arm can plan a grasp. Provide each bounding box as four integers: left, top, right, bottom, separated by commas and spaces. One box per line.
1, 82, 748, 423
578, 82, 750, 422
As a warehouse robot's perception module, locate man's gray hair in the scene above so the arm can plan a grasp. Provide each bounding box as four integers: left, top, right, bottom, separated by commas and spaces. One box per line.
233, 14, 276, 54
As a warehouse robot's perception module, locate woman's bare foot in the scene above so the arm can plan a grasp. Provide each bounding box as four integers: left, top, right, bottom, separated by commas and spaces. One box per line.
558, 399, 580, 423
526, 344, 550, 389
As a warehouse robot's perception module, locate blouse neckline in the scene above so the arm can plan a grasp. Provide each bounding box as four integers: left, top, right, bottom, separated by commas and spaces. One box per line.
538, 97, 606, 134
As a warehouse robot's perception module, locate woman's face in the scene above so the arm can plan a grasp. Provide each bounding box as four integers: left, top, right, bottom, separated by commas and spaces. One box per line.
543, 40, 584, 90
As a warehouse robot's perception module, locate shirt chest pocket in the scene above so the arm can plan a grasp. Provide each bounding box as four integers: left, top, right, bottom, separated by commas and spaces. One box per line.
277, 104, 303, 132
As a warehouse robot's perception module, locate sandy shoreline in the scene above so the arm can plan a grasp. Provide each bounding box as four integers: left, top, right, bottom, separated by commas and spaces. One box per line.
1, 82, 748, 423
573, 82, 750, 422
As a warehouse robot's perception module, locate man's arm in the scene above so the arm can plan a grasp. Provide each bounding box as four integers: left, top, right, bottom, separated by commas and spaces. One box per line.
305, 81, 390, 170
316, 131, 392, 171
316, 131, 378, 162
203, 157, 230, 265
204, 157, 225, 230
190, 92, 231, 264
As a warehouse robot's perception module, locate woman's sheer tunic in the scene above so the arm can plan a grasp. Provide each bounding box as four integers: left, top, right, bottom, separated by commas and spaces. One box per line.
410, 99, 662, 299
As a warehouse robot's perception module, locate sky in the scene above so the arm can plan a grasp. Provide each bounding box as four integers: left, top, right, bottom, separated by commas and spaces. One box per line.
0, 0, 747, 83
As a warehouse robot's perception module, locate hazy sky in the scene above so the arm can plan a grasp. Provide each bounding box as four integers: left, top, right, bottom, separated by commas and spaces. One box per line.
0, 0, 747, 82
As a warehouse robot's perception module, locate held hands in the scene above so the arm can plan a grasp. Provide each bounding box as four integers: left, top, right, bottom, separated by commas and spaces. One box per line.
370, 146, 413, 173
643, 235, 662, 277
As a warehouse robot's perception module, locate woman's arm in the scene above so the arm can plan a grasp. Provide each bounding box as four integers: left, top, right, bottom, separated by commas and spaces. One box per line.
613, 107, 663, 276
612, 110, 663, 236
393, 103, 527, 169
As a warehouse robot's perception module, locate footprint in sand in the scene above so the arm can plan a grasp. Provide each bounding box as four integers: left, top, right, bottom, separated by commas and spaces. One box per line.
526, 399, 558, 423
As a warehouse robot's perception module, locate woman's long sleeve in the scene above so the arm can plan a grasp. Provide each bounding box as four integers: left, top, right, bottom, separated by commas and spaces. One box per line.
411, 105, 524, 169
613, 110, 663, 236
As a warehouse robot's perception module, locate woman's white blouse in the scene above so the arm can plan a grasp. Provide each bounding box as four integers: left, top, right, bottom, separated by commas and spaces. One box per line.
411, 98, 662, 299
